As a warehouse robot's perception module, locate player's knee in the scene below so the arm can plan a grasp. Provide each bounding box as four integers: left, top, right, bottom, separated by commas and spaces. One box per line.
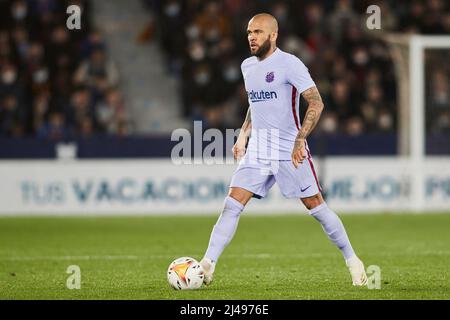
228, 188, 252, 206
301, 193, 324, 210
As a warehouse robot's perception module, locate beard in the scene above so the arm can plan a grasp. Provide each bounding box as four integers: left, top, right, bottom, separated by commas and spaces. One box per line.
252, 36, 271, 58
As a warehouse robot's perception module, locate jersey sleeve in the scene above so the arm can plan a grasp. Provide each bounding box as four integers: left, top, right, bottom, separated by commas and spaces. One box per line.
286, 56, 316, 94
240, 58, 250, 78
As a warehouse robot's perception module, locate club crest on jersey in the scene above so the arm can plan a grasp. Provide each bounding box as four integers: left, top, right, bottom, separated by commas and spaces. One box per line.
266, 72, 275, 83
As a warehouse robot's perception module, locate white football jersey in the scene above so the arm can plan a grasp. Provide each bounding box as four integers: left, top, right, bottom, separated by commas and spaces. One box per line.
241, 48, 316, 160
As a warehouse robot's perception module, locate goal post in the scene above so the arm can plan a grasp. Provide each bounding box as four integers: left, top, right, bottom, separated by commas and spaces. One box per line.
384, 35, 450, 211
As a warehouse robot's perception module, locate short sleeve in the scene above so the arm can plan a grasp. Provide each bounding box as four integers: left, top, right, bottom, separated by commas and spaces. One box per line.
286, 56, 316, 94
241, 58, 252, 79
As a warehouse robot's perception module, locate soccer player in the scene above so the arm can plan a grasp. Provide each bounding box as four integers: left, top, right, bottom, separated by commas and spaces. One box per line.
200, 13, 368, 287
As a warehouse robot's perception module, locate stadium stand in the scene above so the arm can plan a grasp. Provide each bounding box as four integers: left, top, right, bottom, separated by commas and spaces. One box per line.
0, 0, 130, 139
0, 0, 448, 157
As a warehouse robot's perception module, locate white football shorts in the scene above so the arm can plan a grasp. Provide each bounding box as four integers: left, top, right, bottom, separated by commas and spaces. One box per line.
230, 153, 322, 199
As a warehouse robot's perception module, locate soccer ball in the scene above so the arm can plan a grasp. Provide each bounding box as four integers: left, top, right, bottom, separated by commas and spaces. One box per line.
167, 257, 204, 290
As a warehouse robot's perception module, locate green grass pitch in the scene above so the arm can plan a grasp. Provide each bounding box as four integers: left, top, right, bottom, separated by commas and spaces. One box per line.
0, 213, 449, 300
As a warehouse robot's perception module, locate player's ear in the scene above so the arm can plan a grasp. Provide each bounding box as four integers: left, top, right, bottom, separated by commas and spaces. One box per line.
271, 31, 278, 42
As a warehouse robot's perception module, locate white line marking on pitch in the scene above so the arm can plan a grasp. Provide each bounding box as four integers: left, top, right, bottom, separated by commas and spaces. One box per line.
2, 251, 449, 262
0, 253, 326, 261
0, 255, 139, 261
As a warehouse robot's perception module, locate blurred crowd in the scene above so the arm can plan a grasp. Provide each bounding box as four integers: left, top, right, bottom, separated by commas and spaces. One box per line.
1, 0, 448, 140
0, 0, 130, 140
144, 0, 450, 135
427, 50, 450, 134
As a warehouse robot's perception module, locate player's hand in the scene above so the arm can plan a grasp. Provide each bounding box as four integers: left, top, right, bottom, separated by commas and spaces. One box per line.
232, 137, 247, 160
291, 138, 307, 168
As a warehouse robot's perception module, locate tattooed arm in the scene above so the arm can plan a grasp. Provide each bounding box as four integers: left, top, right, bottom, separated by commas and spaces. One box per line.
292, 87, 324, 168
233, 107, 252, 160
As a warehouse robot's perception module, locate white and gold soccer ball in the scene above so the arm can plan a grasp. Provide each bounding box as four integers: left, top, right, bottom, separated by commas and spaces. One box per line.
167, 257, 204, 290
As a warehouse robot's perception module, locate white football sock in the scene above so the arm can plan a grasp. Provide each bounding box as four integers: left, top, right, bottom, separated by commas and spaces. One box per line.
204, 196, 245, 262
310, 203, 356, 261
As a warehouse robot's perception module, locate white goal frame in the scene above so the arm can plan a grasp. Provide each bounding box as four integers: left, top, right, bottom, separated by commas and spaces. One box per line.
409, 36, 450, 211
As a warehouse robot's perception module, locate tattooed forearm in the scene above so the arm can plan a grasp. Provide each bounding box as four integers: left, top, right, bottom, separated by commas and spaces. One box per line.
296, 87, 324, 140
297, 109, 320, 139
